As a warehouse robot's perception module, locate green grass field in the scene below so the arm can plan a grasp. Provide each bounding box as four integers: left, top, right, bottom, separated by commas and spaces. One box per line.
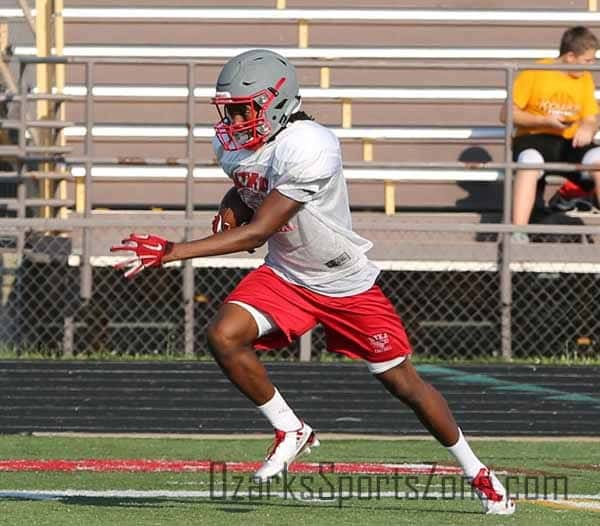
0, 435, 599, 525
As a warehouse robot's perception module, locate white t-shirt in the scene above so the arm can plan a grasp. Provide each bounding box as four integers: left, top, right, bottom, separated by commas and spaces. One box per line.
213, 120, 380, 297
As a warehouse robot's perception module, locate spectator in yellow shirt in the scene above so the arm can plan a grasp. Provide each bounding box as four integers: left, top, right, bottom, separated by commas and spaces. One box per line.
501, 26, 600, 242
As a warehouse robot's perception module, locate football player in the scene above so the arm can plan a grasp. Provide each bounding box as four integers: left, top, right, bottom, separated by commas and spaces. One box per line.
112, 49, 515, 515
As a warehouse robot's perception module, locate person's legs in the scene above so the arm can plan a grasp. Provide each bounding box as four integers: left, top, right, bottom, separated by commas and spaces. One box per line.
375, 360, 486, 477
208, 266, 316, 409
315, 284, 514, 514
317, 286, 483, 464
374, 359, 459, 446
208, 301, 317, 481
512, 134, 566, 232
591, 172, 600, 207
580, 147, 600, 207
207, 302, 275, 405
375, 359, 483, 477
317, 288, 455, 447
374, 359, 514, 514
513, 148, 544, 226
208, 267, 322, 481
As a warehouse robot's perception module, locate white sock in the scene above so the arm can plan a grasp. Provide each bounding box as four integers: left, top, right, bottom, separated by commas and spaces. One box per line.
446, 428, 486, 479
258, 388, 302, 432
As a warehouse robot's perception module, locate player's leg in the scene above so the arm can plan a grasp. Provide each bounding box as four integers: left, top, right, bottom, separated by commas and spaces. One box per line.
375, 360, 485, 477
208, 300, 310, 433
367, 353, 481, 476
207, 266, 319, 481
374, 359, 459, 445
318, 287, 461, 446
316, 285, 515, 514
374, 360, 514, 514
207, 302, 276, 405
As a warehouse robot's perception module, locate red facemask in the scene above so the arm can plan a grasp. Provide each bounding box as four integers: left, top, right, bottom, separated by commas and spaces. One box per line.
212, 78, 286, 151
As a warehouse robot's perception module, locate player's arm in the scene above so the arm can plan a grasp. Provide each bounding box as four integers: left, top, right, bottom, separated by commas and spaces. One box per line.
163, 190, 301, 262
111, 190, 302, 278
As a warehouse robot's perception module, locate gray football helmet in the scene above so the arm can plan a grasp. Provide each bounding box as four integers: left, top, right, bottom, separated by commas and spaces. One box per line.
212, 49, 301, 151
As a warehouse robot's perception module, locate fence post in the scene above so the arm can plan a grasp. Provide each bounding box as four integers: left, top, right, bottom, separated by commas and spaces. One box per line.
63, 315, 74, 357
299, 330, 312, 362
15, 64, 27, 262
80, 62, 94, 304
500, 67, 514, 361
183, 62, 196, 357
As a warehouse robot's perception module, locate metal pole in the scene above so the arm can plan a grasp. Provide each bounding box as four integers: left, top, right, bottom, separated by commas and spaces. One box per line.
16, 63, 27, 262
35, 0, 53, 219
80, 61, 94, 303
299, 330, 312, 362
63, 315, 74, 357
53, 0, 68, 219
500, 66, 514, 361
183, 62, 195, 357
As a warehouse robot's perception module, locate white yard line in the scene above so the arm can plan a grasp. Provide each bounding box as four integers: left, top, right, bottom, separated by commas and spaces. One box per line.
30, 432, 600, 442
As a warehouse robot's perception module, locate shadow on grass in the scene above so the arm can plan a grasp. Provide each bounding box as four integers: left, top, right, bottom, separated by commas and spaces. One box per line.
0, 495, 483, 515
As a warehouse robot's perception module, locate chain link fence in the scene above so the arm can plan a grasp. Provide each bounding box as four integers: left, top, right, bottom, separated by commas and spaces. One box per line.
1, 220, 600, 361
512, 269, 600, 358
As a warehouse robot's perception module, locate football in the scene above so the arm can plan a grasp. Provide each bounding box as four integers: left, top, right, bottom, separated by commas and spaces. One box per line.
213, 187, 255, 232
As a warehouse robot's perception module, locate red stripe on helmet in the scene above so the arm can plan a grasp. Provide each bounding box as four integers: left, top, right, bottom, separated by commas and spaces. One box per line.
274, 77, 286, 90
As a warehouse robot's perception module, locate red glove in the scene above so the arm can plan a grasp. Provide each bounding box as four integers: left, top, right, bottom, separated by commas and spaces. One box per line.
110, 233, 172, 279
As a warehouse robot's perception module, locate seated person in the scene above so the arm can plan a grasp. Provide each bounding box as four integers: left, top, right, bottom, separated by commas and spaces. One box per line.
500, 26, 600, 242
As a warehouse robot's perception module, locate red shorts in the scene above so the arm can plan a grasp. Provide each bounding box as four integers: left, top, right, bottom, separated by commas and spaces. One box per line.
225, 265, 412, 364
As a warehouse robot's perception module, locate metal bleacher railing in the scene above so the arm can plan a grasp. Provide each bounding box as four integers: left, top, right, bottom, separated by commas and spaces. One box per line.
2, 54, 600, 362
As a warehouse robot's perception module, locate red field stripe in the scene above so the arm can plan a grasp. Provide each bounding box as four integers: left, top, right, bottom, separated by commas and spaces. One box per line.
0, 459, 462, 475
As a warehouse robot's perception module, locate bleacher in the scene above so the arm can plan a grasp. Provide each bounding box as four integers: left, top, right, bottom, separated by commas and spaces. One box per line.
4, 1, 600, 217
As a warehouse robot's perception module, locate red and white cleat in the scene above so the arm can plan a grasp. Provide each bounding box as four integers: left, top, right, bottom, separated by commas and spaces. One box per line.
471, 467, 516, 515
253, 422, 319, 483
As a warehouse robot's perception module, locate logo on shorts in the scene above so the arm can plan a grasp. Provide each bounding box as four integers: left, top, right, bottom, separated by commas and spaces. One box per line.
368, 333, 392, 354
